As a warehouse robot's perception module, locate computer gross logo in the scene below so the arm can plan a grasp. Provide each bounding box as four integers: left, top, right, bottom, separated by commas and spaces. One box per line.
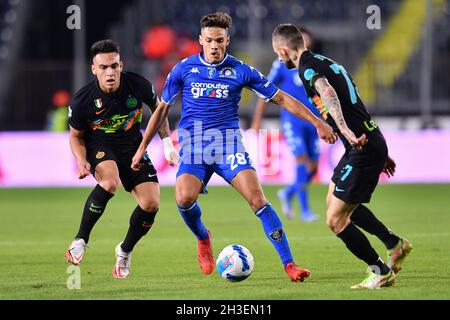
191, 82, 230, 99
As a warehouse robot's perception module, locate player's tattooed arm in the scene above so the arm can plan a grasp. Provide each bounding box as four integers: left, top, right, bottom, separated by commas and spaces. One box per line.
158, 120, 170, 139
132, 100, 173, 170
314, 78, 348, 134
314, 77, 367, 150
270, 90, 337, 144
152, 99, 179, 167
150, 97, 171, 139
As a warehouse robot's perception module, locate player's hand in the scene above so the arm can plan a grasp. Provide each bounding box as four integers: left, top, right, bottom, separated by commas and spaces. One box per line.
383, 155, 396, 178
131, 146, 145, 171
317, 122, 338, 144
343, 130, 368, 150
162, 137, 180, 167
77, 161, 91, 179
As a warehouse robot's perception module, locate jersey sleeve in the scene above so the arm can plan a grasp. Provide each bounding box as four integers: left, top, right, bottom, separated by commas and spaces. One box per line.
67, 96, 87, 131
266, 60, 284, 85
161, 62, 183, 105
243, 64, 279, 102
299, 60, 325, 96
139, 77, 158, 111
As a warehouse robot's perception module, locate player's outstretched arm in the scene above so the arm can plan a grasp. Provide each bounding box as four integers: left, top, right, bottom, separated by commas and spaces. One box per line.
132, 100, 171, 171
69, 126, 91, 179
251, 98, 267, 131
155, 99, 171, 141
153, 98, 179, 167
314, 77, 368, 150
270, 90, 337, 144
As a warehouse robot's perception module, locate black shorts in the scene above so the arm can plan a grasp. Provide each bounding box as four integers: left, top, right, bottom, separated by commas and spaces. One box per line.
86, 141, 158, 192
332, 134, 388, 204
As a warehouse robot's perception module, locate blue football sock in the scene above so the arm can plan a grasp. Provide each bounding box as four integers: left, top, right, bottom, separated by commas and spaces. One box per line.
295, 164, 310, 213
284, 184, 296, 200
178, 202, 209, 240
256, 204, 294, 267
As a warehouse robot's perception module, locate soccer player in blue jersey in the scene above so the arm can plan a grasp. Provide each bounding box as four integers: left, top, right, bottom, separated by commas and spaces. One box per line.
132, 13, 337, 282
252, 26, 320, 222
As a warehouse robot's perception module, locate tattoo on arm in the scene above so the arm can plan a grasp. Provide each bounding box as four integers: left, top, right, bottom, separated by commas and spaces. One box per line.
153, 98, 170, 139
158, 118, 171, 139
314, 78, 349, 135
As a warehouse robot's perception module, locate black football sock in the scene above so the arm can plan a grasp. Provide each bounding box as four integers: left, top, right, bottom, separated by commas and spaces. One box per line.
121, 206, 158, 253
351, 205, 400, 250
337, 222, 391, 275
76, 185, 114, 243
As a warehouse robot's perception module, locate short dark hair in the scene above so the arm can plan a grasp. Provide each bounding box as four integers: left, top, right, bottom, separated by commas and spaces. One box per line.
272, 24, 304, 50
91, 39, 120, 59
200, 12, 232, 33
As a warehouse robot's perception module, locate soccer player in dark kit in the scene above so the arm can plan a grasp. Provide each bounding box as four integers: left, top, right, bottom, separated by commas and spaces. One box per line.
272, 24, 413, 289
64, 40, 178, 278
252, 25, 321, 222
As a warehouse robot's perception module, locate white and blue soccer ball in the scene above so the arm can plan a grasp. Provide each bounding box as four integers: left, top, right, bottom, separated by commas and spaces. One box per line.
216, 244, 254, 282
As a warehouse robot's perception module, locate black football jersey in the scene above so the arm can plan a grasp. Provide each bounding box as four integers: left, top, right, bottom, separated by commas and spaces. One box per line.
68, 72, 158, 146
298, 51, 381, 151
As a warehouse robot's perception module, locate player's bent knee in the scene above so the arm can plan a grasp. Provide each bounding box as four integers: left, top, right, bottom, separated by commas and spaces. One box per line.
100, 179, 121, 194
326, 216, 334, 229
176, 193, 198, 207
326, 215, 347, 235
249, 196, 268, 212
326, 217, 339, 234
140, 200, 159, 213
175, 185, 198, 206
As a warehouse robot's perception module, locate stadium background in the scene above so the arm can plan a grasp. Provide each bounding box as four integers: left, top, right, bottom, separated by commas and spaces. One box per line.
1, 0, 450, 187
0, 0, 449, 301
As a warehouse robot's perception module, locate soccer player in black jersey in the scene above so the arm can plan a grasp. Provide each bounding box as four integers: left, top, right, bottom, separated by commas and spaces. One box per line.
272, 24, 413, 289
64, 40, 178, 278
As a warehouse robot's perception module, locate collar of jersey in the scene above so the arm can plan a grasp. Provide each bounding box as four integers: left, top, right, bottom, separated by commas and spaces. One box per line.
299, 50, 313, 66
198, 53, 229, 67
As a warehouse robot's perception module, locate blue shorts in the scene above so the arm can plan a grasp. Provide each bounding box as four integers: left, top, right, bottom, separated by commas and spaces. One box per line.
281, 118, 320, 161
177, 150, 255, 193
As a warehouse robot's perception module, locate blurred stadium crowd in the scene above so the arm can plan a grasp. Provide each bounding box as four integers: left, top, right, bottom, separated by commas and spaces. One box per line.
0, 0, 449, 131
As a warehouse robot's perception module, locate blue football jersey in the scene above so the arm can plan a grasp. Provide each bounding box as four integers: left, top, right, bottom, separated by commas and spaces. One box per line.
162, 53, 279, 136
266, 59, 320, 123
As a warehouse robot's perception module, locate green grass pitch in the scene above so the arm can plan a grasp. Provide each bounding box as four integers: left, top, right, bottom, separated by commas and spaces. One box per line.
1, 184, 449, 300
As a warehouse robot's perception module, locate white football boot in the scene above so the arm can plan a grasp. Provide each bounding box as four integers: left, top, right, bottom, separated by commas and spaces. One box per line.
112, 242, 132, 279
65, 238, 87, 266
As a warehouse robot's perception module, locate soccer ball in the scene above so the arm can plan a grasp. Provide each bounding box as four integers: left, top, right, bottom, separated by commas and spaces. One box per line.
216, 244, 254, 282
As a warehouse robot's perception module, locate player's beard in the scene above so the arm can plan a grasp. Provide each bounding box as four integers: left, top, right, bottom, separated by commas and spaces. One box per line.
283, 58, 296, 70
102, 78, 120, 93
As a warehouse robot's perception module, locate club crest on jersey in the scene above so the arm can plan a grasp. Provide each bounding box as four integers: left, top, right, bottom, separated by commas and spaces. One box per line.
126, 97, 138, 109
269, 228, 284, 242
207, 67, 216, 79
94, 99, 103, 109
96, 151, 106, 159
304, 69, 316, 81
219, 67, 237, 79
